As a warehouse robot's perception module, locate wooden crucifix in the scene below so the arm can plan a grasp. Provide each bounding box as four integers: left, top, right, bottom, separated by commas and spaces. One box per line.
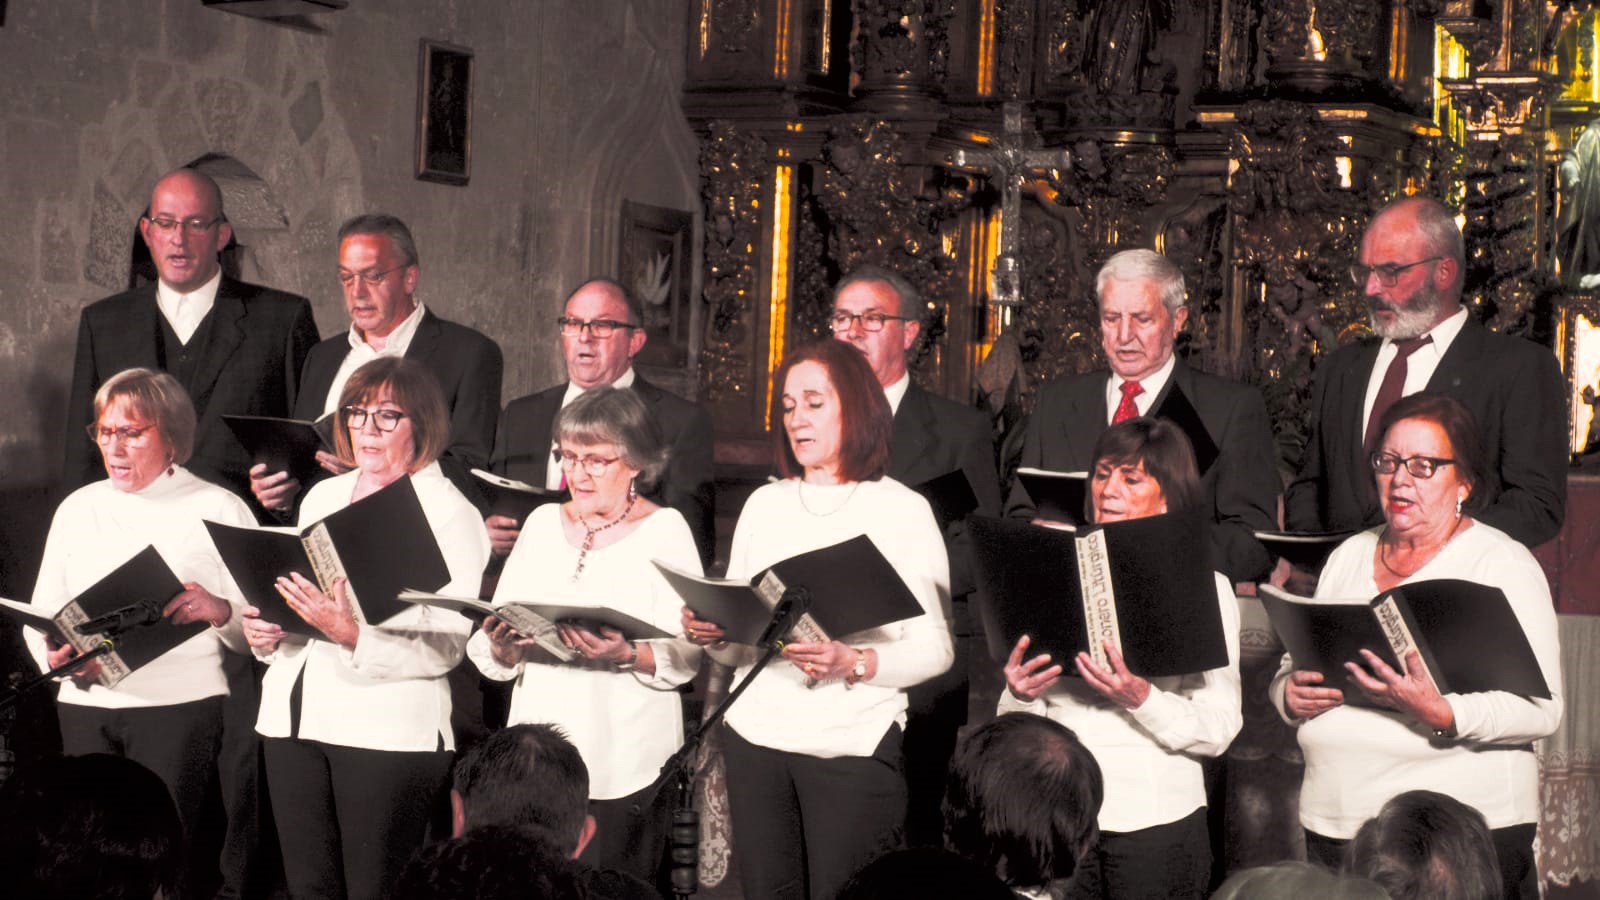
953, 102, 1072, 311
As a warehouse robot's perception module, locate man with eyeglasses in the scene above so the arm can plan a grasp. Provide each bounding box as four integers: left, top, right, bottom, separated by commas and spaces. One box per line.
830, 265, 1002, 847
1005, 248, 1279, 585
1284, 196, 1567, 549
250, 213, 503, 514
487, 277, 714, 566
65, 168, 319, 512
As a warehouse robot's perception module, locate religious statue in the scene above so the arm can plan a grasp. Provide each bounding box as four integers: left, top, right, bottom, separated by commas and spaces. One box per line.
1082, 0, 1174, 95
1557, 117, 1600, 288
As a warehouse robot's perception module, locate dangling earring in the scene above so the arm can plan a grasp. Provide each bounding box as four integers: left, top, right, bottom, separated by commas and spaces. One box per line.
1455, 495, 1464, 518
628, 477, 638, 501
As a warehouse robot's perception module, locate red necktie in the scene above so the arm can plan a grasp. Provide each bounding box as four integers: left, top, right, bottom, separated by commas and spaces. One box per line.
1363, 335, 1433, 456
1112, 380, 1144, 424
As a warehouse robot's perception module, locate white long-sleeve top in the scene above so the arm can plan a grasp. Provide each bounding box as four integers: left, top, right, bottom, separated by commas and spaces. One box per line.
26, 467, 254, 708
998, 571, 1242, 833
1270, 521, 1563, 838
467, 504, 703, 799
710, 478, 953, 759
253, 462, 488, 752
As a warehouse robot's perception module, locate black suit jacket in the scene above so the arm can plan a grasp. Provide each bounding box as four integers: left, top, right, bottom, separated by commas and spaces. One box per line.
889, 384, 1002, 598
293, 308, 503, 504
1284, 317, 1567, 548
490, 375, 717, 567
1005, 361, 1279, 583
65, 278, 319, 508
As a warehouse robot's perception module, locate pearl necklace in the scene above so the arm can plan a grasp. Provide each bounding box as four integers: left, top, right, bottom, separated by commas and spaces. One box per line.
572, 493, 637, 581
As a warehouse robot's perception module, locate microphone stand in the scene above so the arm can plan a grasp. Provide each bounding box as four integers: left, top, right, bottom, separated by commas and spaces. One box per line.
0, 638, 118, 715
657, 586, 811, 898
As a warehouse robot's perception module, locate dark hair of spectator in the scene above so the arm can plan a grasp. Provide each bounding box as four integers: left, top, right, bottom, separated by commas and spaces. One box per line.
1375, 392, 1492, 515
393, 824, 588, 900
0, 753, 183, 900
450, 724, 591, 855
1089, 415, 1203, 518
769, 340, 893, 483
1345, 790, 1502, 900
942, 713, 1104, 888
332, 357, 452, 471
837, 847, 1016, 900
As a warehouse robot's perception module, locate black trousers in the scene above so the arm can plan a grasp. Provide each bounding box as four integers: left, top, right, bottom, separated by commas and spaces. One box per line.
583, 778, 673, 889
58, 697, 225, 900
216, 653, 271, 899
263, 737, 453, 900
902, 599, 970, 848
1307, 822, 1539, 900
1068, 807, 1212, 900
722, 724, 906, 900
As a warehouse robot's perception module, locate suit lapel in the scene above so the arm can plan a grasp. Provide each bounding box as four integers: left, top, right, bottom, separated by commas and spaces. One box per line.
405, 308, 441, 365
184, 282, 247, 414
1425, 317, 1482, 394
890, 387, 937, 483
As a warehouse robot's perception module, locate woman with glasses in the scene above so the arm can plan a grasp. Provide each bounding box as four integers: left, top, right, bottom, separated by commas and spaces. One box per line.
1272, 392, 1562, 899
26, 367, 255, 898
241, 357, 488, 900
467, 386, 702, 888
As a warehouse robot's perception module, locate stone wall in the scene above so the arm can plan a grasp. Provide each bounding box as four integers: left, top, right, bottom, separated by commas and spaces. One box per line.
0, 0, 699, 595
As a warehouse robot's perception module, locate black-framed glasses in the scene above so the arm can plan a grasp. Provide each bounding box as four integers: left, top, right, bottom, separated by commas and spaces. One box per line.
557, 317, 636, 338
342, 406, 407, 432
829, 311, 914, 332
337, 265, 409, 290
556, 451, 621, 476
143, 216, 223, 235
1349, 257, 1445, 288
87, 424, 156, 445
1370, 451, 1456, 479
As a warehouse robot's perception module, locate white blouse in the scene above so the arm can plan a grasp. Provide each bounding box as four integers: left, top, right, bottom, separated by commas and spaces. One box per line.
253, 462, 488, 752
467, 504, 703, 799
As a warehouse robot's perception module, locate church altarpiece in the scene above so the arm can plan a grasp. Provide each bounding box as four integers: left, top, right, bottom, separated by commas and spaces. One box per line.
680, 0, 1600, 470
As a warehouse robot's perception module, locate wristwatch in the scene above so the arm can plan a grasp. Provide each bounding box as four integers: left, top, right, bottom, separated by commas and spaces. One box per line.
846, 649, 868, 685
614, 643, 638, 672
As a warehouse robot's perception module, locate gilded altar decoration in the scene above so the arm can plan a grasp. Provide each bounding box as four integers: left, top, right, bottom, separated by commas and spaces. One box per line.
697, 122, 769, 409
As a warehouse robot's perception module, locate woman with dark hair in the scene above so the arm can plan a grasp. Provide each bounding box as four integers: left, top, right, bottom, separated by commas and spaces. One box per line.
242, 357, 489, 900
1001, 416, 1241, 899
467, 386, 702, 884
1345, 790, 1503, 900
1273, 391, 1562, 900
683, 340, 954, 900
25, 367, 253, 896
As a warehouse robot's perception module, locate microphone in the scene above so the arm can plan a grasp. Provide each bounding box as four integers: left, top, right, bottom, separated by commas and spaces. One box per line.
756, 587, 810, 650
74, 599, 164, 636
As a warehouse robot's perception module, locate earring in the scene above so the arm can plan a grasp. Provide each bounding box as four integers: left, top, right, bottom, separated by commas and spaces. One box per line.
1456, 495, 1463, 518
628, 477, 638, 501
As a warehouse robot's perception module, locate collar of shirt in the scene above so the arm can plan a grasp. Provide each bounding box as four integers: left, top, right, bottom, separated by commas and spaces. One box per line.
560, 366, 637, 410
883, 372, 911, 416
1105, 353, 1177, 424
345, 300, 427, 357
155, 270, 223, 345
1377, 303, 1468, 364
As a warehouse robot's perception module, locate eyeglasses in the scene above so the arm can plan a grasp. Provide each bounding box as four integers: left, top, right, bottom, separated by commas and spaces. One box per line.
143, 216, 223, 235
557, 317, 636, 338
337, 265, 409, 290
1348, 257, 1444, 288
342, 406, 408, 432
87, 424, 156, 445
555, 451, 621, 476
1370, 451, 1457, 479
829, 311, 914, 332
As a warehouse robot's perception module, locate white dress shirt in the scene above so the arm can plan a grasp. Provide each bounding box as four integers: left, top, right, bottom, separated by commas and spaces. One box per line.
319, 301, 429, 416
155, 270, 223, 345
1104, 354, 1176, 424
1359, 305, 1470, 430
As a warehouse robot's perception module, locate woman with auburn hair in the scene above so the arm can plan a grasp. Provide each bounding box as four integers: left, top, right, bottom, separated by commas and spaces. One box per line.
683, 340, 954, 900
242, 357, 488, 900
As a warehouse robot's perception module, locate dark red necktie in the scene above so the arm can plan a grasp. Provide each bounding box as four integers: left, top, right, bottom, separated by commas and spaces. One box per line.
1112, 380, 1144, 424
1363, 335, 1432, 457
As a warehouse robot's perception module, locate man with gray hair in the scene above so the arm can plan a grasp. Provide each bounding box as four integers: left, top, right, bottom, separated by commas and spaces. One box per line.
1006, 248, 1278, 584
1285, 195, 1567, 548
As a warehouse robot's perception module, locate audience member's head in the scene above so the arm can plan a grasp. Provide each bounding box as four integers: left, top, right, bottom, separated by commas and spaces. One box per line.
1344, 790, 1501, 900
1212, 861, 1391, 899
943, 713, 1104, 890
0, 753, 183, 900
837, 847, 1016, 900
394, 824, 588, 900
449, 723, 596, 858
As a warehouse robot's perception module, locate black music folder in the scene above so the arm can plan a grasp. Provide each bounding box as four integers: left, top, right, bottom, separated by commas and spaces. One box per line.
653, 535, 924, 646
1259, 579, 1549, 709
1254, 530, 1355, 572
0, 546, 195, 687
1015, 468, 1089, 525
908, 467, 980, 530
470, 468, 564, 523
207, 476, 450, 635
222, 414, 334, 488
969, 509, 1227, 678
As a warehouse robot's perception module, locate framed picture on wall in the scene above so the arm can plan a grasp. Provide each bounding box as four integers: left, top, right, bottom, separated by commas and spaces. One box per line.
415, 39, 473, 185
1563, 297, 1600, 459
620, 200, 696, 370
